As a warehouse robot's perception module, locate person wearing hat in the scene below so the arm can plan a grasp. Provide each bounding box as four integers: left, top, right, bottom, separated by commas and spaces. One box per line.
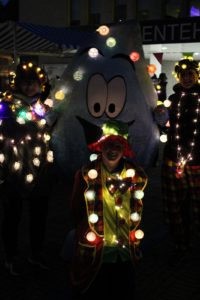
157, 59, 200, 264
12, 62, 51, 103
68, 119, 148, 299
0, 62, 57, 275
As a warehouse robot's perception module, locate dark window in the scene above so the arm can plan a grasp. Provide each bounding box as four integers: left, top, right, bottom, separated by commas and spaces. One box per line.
138, 9, 149, 20
89, 13, 100, 26
71, 19, 80, 26
115, 4, 127, 22
0, 0, 19, 22
71, 0, 80, 25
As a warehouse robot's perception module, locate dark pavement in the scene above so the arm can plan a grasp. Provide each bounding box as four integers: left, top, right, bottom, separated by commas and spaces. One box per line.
1, 146, 200, 300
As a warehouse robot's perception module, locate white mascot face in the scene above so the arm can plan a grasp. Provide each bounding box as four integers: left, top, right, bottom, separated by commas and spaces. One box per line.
52, 22, 159, 178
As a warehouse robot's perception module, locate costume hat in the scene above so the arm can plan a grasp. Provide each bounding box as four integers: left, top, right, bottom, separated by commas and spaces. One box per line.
175, 59, 199, 77
77, 116, 135, 158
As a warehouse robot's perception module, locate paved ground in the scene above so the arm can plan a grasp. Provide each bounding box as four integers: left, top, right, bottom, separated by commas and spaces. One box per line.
1, 146, 200, 300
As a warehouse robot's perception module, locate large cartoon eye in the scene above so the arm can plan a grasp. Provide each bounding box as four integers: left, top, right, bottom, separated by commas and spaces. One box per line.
87, 74, 107, 117
106, 77, 126, 118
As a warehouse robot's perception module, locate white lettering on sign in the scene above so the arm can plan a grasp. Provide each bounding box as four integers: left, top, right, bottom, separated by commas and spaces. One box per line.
142, 26, 153, 42
166, 24, 179, 41
180, 23, 191, 40
193, 22, 200, 39
154, 26, 166, 41
142, 20, 200, 43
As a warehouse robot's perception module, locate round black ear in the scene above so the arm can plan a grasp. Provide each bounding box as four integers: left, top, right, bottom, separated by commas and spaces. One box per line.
76, 116, 103, 145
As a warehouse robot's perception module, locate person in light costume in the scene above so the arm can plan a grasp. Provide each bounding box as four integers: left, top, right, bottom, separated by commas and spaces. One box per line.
0, 62, 56, 275
156, 59, 200, 264
69, 119, 147, 299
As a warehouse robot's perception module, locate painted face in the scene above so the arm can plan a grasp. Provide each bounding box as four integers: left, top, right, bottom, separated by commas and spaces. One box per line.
179, 69, 199, 89
20, 80, 41, 97
101, 140, 124, 164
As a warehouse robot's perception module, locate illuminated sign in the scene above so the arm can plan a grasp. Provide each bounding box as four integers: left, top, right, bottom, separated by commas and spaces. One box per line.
141, 17, 200, 44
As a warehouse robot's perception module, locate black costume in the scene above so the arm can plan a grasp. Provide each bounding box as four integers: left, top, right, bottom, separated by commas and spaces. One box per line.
0, 64, 56, 269
161, 82, 200, 252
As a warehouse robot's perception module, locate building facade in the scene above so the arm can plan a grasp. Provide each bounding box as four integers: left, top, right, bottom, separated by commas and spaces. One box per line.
1, 0, 200, 96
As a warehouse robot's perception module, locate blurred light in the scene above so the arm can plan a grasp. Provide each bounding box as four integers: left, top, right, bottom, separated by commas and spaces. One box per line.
26, 173, 34, 183
73, 70, 83, 81
134, 190, 144, 199
13, 161, 21, 171
96, 25, 110, 36
129, 51, 140, 62
131, 212, 140, 222
88, 213, 99, 224
88, 169, 98, 179
106, 37, 116, 48
55, 90, 65, 101
90, 153, 98, 161
47, 150, 54, 162
163, 99, 172, 107
135, 229, 144, 239
126, 168, 135, 177
88, 48, 99, 58
190, 6, 200, 16
160, 134, 168, 143
85, 190, 95, 201
86, 231, 96, 242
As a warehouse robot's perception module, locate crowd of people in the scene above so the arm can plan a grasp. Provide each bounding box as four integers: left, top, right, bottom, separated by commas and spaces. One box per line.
0, 57, 200, 298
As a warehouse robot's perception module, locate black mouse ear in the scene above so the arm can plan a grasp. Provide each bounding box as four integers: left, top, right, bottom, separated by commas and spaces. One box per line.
76, 116, 103, 145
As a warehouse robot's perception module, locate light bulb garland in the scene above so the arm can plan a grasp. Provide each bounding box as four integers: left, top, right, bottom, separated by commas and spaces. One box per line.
0, 80, 54, 186
175, 92, 200, 177
84, 165, 144, 248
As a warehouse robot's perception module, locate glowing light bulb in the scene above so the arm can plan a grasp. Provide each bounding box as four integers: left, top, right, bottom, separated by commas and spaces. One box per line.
34, 146, 41, 155
86, 231, 96, 242
160, 134, 168, 143
44, 98, 53, 107
88, 169, 98, 179
135, 229, 144, 239
47, 150, 54, 162
88, 213, 99, 224
0, 153, 5, 163
131, 212, 140, 222
90, 153, 98, 161
129, 51, 140, 62
13, 161, 21, 171
44, 133, 51, 142
73, 70, 83, 81
26, 112, 32, 120
16, 117, 26, 124
85, 190, 95, 201
134, 190, 144, 199
96, 25, 109, 36
126, 168, 135, 177
39, 119, 46, 127
163, 99, 171, 107
88, 48, 99, 58
55, 90, 65, 101
26, 174, 34, 183
33, 158, 40, 167
106, 37, 116, 47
